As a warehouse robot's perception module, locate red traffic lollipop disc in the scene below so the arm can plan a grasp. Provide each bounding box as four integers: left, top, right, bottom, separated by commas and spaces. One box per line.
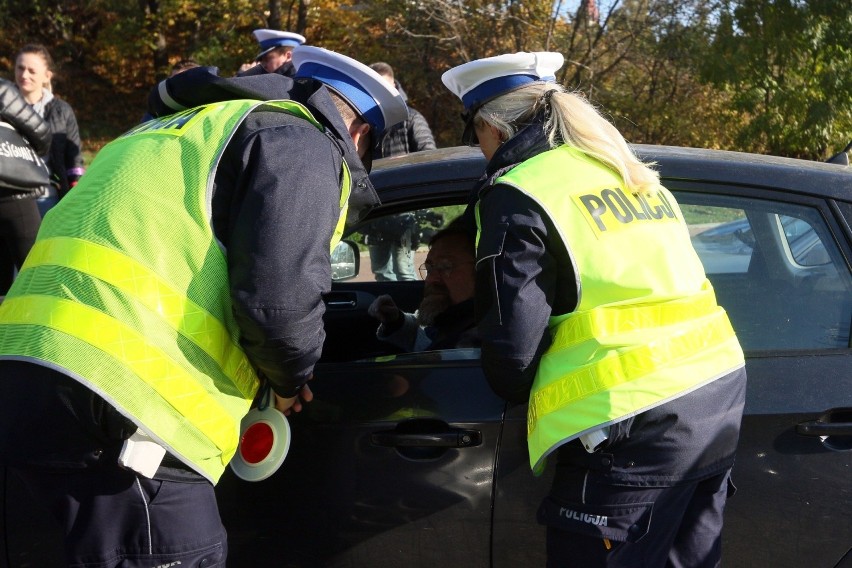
230, 406, 291, 482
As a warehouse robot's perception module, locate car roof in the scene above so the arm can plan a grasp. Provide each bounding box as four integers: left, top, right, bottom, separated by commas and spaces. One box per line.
370, 145, 852, 201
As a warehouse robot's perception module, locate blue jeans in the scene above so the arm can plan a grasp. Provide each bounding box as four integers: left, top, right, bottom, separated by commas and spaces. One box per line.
35, 186, 59, 218
369, 239, 416, 281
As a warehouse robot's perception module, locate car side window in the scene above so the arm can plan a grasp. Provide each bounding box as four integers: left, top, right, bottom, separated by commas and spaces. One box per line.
347, 205, 465, 282
677, 194, 852, 351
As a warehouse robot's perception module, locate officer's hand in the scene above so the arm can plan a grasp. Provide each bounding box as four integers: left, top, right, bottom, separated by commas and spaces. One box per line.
273, 377, 314, 416
368, 294, 401, 325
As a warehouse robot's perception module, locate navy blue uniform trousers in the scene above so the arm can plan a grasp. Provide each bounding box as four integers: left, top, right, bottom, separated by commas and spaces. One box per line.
0, 362, 227, 567
539, 461, 734, 568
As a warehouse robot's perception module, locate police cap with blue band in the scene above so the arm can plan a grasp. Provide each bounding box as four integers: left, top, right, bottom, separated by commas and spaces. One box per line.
442, 51, 564, 144
292, 46, 408, 135
253, 29, 306, 60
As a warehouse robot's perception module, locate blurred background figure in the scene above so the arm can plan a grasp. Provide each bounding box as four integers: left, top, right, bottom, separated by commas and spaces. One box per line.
0, 78, 50, 295
369, 62, 436, 159
14, 44, 85, 217
362, 61, 437, 282
140, 58, 202, 122
243, 29, 306, 76
169, 58, 200, 77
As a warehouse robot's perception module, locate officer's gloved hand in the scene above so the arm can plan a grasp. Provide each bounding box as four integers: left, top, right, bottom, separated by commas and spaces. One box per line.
368, 294, 402, 326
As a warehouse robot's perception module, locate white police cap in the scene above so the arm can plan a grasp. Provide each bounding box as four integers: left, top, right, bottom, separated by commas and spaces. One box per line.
442, 52, 565, 113
292, 46, 408, 133
253, 29, 306, 60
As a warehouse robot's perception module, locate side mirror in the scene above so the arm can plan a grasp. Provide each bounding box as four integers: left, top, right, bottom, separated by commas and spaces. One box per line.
331, 240, 360, 281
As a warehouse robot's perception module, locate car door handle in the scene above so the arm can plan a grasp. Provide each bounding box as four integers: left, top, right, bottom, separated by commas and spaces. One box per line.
796, 421, 852, 437
371, 428, 482, 448
324, 292, 358, 310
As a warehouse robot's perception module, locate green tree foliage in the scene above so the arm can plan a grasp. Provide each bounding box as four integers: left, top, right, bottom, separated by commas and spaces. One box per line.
0, 0, 847, 161
704, 0, 852, 160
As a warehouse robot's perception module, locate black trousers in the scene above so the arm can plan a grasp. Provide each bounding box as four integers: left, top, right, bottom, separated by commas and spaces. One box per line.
0, 363, 227, 567
0, 197, 41, 294
538, 467, 734, 568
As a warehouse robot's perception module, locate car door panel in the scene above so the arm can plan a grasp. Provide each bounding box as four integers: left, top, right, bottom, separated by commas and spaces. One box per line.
218, 351, 505, 568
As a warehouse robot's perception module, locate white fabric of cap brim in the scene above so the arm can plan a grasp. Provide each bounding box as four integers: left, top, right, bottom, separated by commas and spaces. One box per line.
441, 51, 565, 100
252, 29, 306, 45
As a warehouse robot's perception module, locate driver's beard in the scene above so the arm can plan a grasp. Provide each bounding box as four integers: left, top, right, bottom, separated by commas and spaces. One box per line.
417, 286, 452, 326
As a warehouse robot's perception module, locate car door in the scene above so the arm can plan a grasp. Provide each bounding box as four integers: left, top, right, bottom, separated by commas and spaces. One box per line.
217, 204, 506, 568
675, 186, 852, 568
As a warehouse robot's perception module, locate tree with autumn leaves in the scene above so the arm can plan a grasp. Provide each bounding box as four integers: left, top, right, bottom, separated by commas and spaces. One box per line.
0, 0, 848, 161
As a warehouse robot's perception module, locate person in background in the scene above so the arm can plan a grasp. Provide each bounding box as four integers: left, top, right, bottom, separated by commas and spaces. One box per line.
140, 59, 202, 122
169, 58, 200, 77
369, 62, 436, 158
442, 52, 747, 567
14, 44, 85, 215
0, 46, 406, 567
242, 29, 306, 76
363, 61, 437, 282
0, 78, 50, 294
368, 220, 478, 352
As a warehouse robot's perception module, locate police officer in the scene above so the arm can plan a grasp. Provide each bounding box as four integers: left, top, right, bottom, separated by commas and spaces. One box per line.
247, 28, 307, 76
442, 52, 747, 567
0, 46, 406, 567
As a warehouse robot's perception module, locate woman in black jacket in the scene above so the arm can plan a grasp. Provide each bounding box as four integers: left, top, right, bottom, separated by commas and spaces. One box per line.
0, 78, 50, 294
14, 44, 85, 214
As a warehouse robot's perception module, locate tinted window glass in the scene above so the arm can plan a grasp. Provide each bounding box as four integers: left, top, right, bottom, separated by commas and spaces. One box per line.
347, 205, 465, 282
678, 195, 852, 351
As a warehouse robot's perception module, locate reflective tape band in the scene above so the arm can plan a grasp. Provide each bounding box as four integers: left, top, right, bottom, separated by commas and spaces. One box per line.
331, 161, 352, 250
158, 79, 186, 111
0, 295, 238, 455
528, 309, 737, 437
21, 237, 257, 398
549, 287, 720, 352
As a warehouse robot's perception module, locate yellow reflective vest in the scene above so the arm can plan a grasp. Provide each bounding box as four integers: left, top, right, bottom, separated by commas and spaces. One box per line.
0, 99, 350, 483
485, 145, 745, 473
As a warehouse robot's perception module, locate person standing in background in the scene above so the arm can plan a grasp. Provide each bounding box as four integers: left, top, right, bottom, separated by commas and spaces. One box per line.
0, 78, 50, 294
364, 61, 437, 281
241, 29, 306, 76
369, 62, 436, 159
14, 44, 85, 216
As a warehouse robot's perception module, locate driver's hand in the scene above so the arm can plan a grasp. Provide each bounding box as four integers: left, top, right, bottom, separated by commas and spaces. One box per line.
368, 294, 401, 325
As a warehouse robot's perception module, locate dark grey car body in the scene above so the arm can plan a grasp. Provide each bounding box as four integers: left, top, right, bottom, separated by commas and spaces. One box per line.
215, 146, 852, 567
2, 146, 850, 567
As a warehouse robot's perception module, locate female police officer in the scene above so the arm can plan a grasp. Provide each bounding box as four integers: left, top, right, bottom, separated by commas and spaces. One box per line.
442, 52, 747, 567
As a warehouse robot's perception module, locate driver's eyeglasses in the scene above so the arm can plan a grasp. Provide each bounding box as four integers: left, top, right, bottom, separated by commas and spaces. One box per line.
418, 260, 474, 279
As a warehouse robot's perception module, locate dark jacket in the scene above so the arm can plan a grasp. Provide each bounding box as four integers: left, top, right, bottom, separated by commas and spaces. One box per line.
374, 107, 436, 159
43, 96, 84, 196
470, 117, 746, 484
237, 60, 295, 78
373, 83, 435, 159
0, 79, 51, 200
149, 66, 379, 396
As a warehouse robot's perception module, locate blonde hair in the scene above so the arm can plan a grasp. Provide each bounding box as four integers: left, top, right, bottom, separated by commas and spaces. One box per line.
475, 83, 660, 193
